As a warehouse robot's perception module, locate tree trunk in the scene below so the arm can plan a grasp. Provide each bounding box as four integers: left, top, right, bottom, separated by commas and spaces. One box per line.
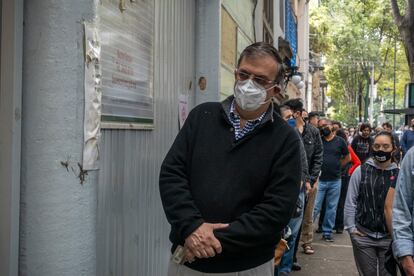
390, 0, 414, 81
402, 29, 414, 81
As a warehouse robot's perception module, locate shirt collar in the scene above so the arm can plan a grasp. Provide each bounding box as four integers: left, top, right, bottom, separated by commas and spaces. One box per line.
229, 100, 266, 123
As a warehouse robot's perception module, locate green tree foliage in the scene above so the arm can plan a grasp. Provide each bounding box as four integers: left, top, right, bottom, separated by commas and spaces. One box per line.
310, 0, 410, 126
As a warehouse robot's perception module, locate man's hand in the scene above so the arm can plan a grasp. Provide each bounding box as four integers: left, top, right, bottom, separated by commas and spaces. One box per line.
305, 182, 311, 195
184, 223, 229, 260
184, 247, 196, 263
400, 256, 414, 276
311, 181, 318, 193
351, 230, 366, 237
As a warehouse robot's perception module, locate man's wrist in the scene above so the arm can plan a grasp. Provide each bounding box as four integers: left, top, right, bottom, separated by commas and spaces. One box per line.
399, 255, 414, 266
399, 255, 413, 261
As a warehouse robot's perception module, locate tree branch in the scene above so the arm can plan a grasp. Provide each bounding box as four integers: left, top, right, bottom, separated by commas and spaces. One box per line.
375, 42, 391, 83
378, 8, 388, 43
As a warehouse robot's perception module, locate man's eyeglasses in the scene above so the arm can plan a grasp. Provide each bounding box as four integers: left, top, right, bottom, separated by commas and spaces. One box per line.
235, 69, 278, 87
372, 144, 392, 151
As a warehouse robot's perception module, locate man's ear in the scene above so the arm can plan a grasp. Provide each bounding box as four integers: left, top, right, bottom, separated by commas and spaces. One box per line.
270, 85, 282, 98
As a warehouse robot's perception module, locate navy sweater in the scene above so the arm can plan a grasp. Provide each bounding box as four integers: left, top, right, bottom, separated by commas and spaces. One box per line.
159, 99, 302, 273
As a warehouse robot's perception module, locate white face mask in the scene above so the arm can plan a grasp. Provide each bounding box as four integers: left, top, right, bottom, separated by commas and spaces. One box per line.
234, 79, 272, 111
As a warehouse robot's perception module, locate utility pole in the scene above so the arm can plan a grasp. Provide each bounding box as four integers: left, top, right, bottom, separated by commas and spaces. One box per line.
358, 82, 363, 122
393, 39, 396, 127
369, 63, 374, 125
364, 68, 370, 122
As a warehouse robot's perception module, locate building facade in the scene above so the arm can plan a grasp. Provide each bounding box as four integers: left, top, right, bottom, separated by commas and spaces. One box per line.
0, 1, 310, 275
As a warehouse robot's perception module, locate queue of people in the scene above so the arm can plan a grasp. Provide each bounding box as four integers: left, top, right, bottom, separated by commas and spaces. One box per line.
159, 42, 414, 276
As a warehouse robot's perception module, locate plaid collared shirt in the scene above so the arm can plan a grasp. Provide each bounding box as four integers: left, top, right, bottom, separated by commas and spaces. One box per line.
228, 100, 266, 140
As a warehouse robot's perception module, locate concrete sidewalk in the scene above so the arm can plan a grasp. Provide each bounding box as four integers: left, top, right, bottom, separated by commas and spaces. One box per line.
293, 231, 358, 276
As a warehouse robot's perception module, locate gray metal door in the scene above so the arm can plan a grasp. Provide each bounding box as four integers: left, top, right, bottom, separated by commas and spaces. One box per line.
96, 1, 196, 275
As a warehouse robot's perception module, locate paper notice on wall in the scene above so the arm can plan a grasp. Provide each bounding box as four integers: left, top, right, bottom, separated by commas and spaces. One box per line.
178, 94, 189, 129
83, 22, 102, 170
99, 0, 154, 128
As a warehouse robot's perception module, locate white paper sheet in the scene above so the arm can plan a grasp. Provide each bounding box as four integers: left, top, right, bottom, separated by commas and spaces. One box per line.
83, 22, 102, 170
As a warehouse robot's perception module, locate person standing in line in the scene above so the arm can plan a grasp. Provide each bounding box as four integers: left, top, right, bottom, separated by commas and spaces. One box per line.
308, 112, 319, 128
276, 105, 309, 276
401, 118, 414, 157
351, 123, 373, 163
159, 42, 302, 275
278, 99, 323, 273
392, 146, 414, 276
348, 127, 356, 145
332, 121, 342, 134
313, 119, 350, 242
302, 110, 309, 123
345, 131, 399, 276
283, 100, 324, 260
317, 121, 343, 232
334, 129, 361, 234
382, 122, 401, 164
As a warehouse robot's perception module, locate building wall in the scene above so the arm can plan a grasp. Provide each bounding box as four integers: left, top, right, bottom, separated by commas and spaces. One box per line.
297, 0, 309, 103
220, 0, 257, 99
96, 1, 196, 275
20, 0, 97, 275
195, 0, 221, 104
274, 0, 285, 47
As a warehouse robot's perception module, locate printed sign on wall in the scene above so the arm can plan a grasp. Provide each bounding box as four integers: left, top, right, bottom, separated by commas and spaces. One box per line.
99, 0, 154, 129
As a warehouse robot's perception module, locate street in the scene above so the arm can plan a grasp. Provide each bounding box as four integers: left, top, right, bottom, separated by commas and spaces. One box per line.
294, 231, 358, 276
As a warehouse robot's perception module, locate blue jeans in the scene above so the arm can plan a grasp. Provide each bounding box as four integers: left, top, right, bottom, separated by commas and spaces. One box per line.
313, 180, 341, 236
277, 192, 305, 274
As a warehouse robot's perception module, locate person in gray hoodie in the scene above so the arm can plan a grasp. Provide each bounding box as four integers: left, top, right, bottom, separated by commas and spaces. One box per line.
344, 131, 399, 276
392, 146, 414, 275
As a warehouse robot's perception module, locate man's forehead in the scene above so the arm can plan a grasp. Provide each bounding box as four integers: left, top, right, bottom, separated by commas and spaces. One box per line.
319, 119, 331, 125
239, 56, 278, 72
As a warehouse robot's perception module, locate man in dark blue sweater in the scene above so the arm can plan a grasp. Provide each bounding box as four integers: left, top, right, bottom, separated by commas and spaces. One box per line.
401, 118, 414, 156
159, 42, 302, 275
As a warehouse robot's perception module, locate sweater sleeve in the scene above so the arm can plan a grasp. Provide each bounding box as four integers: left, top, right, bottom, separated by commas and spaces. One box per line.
351, 136, 358, 153
214, 132, 301, 253
309, 128, 323, 185
300, 139, 310, 183
159, 108, 204, 242
348, 146, 361, 176
392, 147, 414, 258
401, 132, 408, 153
344, 166, 362, 233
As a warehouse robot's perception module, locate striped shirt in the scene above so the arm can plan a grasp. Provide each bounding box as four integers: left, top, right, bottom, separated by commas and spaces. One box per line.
229, 100, 266, 140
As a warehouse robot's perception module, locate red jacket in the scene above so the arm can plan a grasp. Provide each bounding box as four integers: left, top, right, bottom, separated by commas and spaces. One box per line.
348, 145, 361, 175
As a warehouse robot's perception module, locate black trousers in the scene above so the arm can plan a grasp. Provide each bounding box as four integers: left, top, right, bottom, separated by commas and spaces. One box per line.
335, 175, 350, 230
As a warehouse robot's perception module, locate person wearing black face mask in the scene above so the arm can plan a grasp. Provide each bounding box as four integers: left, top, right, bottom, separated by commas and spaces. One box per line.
351, 123, 373, 163
344, 131, 399, 276
313, 119, 351, 242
